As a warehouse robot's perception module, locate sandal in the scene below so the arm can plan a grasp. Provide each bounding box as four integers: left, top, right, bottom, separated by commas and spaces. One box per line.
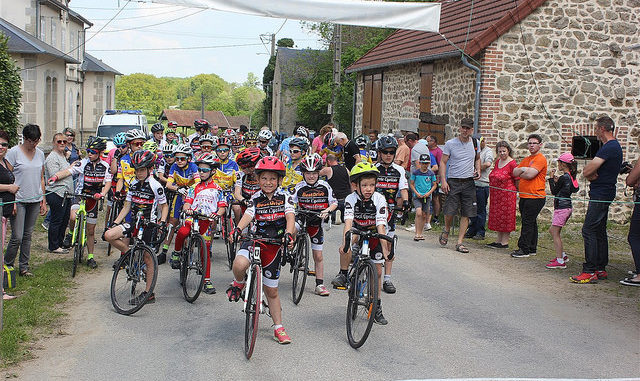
413, 236, 424, 241
19, 270, 33, 277
455, 244, 469, 253
3, 291, 17, 300
439, 230, 449, 246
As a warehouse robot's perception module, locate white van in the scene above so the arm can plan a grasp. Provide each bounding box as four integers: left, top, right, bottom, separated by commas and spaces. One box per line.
96, 110, 149, 151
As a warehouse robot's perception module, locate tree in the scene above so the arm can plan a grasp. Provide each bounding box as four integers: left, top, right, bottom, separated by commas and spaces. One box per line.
0, 34, 22, 145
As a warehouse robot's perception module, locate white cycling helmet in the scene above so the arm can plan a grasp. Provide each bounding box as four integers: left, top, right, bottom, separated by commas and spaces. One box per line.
258, 129, 273, 141
160, 141, 176, 155
174, 143, 193, 157
125, 129, 147, 142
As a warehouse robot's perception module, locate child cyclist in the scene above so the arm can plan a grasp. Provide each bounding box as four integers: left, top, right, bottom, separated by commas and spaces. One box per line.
104, 150, 169, 304
226, 156, 296, 344
175, 152, 227, 294
546, 153, 579, 269
291, 153, 338, 296
281, 137, 308, 194
409, 154, 437, 241
166, 144, 201, 268
156, 142, 177, 262
47, 137, 111, 269
331, 162, 390, 325
233, 147, 262, 224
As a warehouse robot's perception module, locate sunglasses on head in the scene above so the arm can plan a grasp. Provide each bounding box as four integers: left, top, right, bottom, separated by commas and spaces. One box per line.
132, 141, 144, 147
175, 156, 188, 161
86, 148, 99, 155
56, 140, 66, 144
0, 142, 8, 147
216, 148, 230, 153
381, 150, 396, 155
198, 167, 212, 173
290, 149, 302, 154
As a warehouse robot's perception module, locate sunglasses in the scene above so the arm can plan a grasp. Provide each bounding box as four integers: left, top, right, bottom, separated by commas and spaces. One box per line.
200, 145, 213, 150
216, 148, 230, 153
290, 149, 302, 154
86, 149, 99, 155
56, 140, 66, 144
246, 141, 257, 147
259, 140, 268, 144
65, 134, 74, 137
164, 153, 175, 158
117, 144, 127, 149
175, 156, 188, 162
198, 167, 212, 173
381, 150, 396, 155
0, 142, 8, 147
132, 141, 144, 147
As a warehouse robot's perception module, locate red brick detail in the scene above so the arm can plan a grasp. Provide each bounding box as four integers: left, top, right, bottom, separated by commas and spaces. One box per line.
477, 44, 503, 147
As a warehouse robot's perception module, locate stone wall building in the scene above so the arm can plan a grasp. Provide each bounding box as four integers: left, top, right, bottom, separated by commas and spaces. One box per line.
346, 0, 639, 221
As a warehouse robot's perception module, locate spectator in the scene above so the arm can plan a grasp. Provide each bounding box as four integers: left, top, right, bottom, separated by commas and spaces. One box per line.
410, 154, 436, 240
335, 132, 361, 170
394, 131, 411, 169
438, 118, 480, 253
571, 116, 622, 283
211, 124, 219, 136
278, 126, 308, 160
4, 124, 47, 277
44, 133, 74, 254
426, 135, 444, 223
621, 139, 640, 286
511, 134, 548, 258
63, 127, 80, 164
0, 131, 18, 300
319, 154, 351, 224
487, 141, 518, 248
405, 132, 430, 173
313, 124, 333, 156
545, 153, 579, 269
466, 136, 494, 240
368, 130, 379, 147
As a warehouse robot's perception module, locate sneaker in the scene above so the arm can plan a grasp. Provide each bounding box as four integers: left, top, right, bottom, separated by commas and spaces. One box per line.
486, 242, 501, 248
156, 252, 166, 265
331, 273, 348, 289
213, 231, 220, 240
87, 258, 98, 269
41, 221, 49, 231
472, 234, 484, 240
314, 284, 330, 296
50, 248, 69, 254
529, 252, 537, 256
273, 327, 292, 344
510, 249, 530, 258
545, 258, 567, 269
570, 272, 598, 284
619, 277, 640, 287
170, 251, 181, 269
595, 270, 608, 280
203, 280, 216, 294
61, 233, 72, 249
464, 232, 475, 239
334, 219, 342, 225
562, 253, 569, 263
425, 223, 432, 231
406, 224, 416, 232
374, 301, 388, 325
382, 280, 396, 294
129, 291, 155, 305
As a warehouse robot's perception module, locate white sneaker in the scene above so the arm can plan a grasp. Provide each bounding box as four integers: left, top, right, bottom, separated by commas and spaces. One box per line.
425, 223, 432, 231
406, 224, 416, 232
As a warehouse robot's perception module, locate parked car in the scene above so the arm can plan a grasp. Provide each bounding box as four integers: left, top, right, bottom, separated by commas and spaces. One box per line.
96, 110, 149, 151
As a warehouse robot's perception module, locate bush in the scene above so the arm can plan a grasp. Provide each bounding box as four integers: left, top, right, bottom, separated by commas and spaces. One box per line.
0, 33, 22, 145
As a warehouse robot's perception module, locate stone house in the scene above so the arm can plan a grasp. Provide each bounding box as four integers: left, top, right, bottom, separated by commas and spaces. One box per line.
271, 47, 329, 135
1, 0, 121, 148
346, 0, 639, 219
158, 109, 250, 133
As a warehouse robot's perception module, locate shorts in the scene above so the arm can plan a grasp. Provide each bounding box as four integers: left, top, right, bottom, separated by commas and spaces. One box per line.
296, 222, 324, 251
172, 194, 184, 219
116, 221, 156, 242
552, 208, 572, 227
386, 204, 396, 237
237, 240, 283, 288
413, 195, 432, 213
443, 178, 477, 218
353, 237, 384, 264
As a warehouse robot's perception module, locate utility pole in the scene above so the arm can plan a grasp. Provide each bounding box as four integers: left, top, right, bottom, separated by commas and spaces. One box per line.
330, 24, 342, 125
271, 33, 276, 57
201, 93, 205, 119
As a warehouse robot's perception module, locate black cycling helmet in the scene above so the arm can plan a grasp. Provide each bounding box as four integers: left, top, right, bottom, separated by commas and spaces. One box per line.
131, 150, 156, 169
290, 137, 309, 152
194, 119, 211, 131
151, 123, 164, 133
86, 136, 107, 152
376, 135, 398, 151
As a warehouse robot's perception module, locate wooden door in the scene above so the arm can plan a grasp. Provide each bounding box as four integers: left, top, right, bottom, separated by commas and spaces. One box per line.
362, 73, 382, 135
418, 63, 445, 143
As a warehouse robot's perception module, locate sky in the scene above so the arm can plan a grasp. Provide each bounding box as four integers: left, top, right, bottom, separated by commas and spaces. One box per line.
70, 0, 326, 84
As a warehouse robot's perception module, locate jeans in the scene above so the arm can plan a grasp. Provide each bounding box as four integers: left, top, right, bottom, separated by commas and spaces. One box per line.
4, 202, 40, 272
467, 186, 489, 237
46, 193, 71, 251
331, 198, 346, 224
517, 197, 546, 254
628, 202, 640, 274
582, 200, 611, 273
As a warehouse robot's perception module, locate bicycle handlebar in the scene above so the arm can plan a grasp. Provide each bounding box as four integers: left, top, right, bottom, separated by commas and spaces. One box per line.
349, 227, 394, 243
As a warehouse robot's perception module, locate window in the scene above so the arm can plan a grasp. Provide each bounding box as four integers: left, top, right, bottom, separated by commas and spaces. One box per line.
77, 32, 83, 60
45, 75, 58, 131
51, 22, 56, 47
61, 27, 66, 52
105, 84, 112, 110
40, 16, 46, 41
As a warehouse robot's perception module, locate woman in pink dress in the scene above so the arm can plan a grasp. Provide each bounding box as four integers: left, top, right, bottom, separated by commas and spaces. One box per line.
487, 141, 518, 248
312, 124, 334, 161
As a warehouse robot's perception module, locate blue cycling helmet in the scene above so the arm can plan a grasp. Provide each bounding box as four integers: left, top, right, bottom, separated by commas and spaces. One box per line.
113, 132, 127, 146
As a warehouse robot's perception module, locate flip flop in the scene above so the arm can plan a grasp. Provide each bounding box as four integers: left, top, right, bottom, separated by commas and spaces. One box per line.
455, 244, 469, 253
439, 231, 449, 246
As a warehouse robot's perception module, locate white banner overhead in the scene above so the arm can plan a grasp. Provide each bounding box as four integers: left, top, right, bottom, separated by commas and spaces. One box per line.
148, 0, 441, 33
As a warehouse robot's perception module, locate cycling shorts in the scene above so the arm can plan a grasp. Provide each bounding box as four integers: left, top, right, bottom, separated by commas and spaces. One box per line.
237, 240, 282, 288
353, 237, 384, 264
295, 222, 323, 251
86, 198, 99, 225
172, 194, 184, 219
117, 222, 155, 242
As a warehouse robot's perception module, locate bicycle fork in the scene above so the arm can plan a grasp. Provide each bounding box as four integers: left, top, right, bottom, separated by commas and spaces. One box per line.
243, 246, 269, 316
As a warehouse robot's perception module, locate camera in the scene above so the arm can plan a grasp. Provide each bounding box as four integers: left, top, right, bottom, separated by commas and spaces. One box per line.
620, 161, 633, 175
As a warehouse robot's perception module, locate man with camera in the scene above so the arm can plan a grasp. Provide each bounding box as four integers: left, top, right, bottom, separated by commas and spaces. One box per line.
570, 116, 622, 284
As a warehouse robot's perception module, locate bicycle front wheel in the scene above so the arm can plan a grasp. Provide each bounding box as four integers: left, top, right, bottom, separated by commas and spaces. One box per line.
225, 216, 236, 270
346, 260, 378, 348
72, 213, 85, 278
291, 233, 310, 305
182, 234, 206, 303
110, 245, 158, 315
244, 264, 262, 359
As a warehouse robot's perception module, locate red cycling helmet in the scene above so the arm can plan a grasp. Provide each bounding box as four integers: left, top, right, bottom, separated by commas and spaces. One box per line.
131, 150, 156, 169
167, 121, 178, 128
236, 147, 261, 169
255, 156, 285, 177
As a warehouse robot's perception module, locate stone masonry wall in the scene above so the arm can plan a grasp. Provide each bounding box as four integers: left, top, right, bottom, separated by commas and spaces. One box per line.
432, 57, 476, 139
380, 63, 421, 133
479, 0, 640, 221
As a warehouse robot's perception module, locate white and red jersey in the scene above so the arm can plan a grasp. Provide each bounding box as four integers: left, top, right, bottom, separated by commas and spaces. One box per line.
245, 189, 294, 239
68, 158, 112, 195
344, 191, 388, 232
185, 180, 227, 216
126, 176, 167, 222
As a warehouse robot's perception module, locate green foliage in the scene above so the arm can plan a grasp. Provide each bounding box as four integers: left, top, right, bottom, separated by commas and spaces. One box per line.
115, 72, 264, 125
0, 34, 22, 145
277, 38, 294, 48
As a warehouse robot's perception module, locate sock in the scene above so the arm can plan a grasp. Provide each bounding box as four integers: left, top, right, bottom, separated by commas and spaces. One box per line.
316, 279, 323, 286
339, 269, 348, 276
233, 279, 246, 286
562, 251, 568, 258
273, 324, 283, 330
384, 275, 391, 282
87, 253, 94, 260
162, 243, 169, 250
556, 257, 565, 264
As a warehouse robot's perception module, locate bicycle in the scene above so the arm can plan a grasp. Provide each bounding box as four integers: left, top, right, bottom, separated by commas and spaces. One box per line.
179, 210, 217, 303
105, 193, 124, 257
286, 209, 318, 305
109, 212, 160, 315
63, 192, 101, 277
343, 227, 395, 349
219, 191, 237, 270
237, 233, 283, 359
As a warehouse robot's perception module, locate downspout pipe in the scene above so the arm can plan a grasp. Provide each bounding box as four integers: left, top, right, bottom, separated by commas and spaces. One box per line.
461, 54, 482, 136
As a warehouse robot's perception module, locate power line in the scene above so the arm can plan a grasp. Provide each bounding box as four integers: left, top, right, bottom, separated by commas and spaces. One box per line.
87, 43, 263, 51
274, 19, 287, 35
21, 0, 132, 71
89, 7, 188, 21
70, 4, 178, 10
87, 9, 206, 33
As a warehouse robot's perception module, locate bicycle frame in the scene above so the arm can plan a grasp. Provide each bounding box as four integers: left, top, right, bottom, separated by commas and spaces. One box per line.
71, 198, 88, 248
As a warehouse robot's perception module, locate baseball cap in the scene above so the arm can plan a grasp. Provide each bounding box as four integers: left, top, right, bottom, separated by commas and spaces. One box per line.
419, 154, 431, 163
557, 152, 575, 163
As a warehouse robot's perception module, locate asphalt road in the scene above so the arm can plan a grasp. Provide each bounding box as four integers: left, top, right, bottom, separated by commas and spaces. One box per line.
15, 224, 640, 380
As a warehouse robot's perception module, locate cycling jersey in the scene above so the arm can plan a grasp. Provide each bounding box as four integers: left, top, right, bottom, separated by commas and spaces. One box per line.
245, 189, 294, 239
344, 191, 387, 232
235, 170, 260, 200
117, 154, 135, 191
167, 162, 201, 188
126, 176, 167, 222
281, 161, 303, 194
291, 180, 337, 225
220, 158, 239, 174
260, 146, 274, 157
185, 180, 227, 216
68, 158, 112, 195
375, 162, 408, 206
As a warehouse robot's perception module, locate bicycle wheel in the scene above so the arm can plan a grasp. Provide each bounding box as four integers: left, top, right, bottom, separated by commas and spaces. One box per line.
110, 245, 158, 315
291, 233, 310, 305
244, 264, 262, 359
106, 202, 120, 257
72, 214, 85, 278
225, 216, 236, 270
182, 233, 206, 303
346, 260, 378, 348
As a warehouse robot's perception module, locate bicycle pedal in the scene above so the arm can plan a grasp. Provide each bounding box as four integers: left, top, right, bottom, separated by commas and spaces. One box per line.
334, 285, 347, 290
307, 270, 316, 276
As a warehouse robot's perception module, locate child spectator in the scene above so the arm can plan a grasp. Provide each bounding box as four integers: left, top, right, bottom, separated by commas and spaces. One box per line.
410, 154, 437, 241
